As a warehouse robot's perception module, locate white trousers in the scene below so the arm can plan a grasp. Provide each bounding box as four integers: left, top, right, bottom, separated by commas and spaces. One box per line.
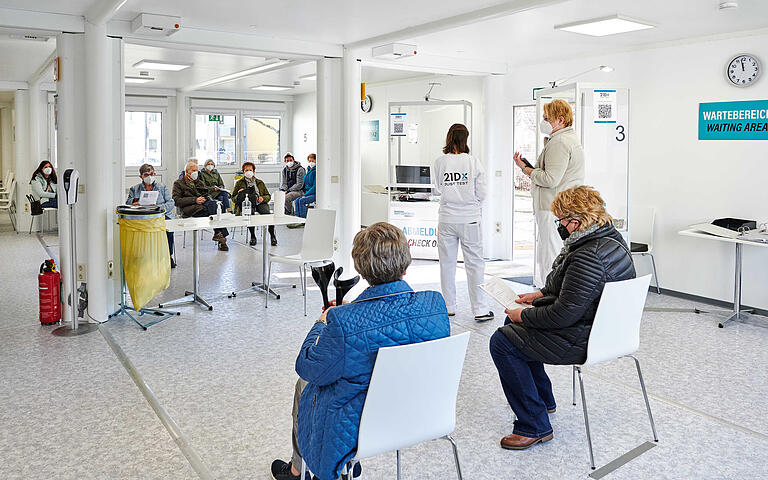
437, 222, 487, 316
534, 209, 562, 288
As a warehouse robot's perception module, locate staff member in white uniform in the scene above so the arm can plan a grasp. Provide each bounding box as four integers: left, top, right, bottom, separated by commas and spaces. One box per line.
433, 123, 494, 322
514, 99, 585, 287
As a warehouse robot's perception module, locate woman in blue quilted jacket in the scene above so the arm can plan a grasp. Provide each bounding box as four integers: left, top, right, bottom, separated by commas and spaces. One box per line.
270, 222, 451, 480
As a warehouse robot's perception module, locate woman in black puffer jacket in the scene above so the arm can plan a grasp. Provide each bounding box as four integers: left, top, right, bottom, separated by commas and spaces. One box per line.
490, 185, 635, 451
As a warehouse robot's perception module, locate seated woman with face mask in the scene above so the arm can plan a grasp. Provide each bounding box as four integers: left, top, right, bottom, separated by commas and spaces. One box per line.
489, 185, 635, 451
232, 161, 277, 246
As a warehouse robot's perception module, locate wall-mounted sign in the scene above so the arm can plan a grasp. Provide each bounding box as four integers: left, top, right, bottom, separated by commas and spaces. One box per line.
390, 113, 406, 136
208, 114, 223, 122
361, 120, 379, 142
699, 100, 768, 140
593, 90, 617, 123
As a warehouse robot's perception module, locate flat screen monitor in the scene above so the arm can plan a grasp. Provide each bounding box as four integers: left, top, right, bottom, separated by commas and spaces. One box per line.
396, 165, 431, 185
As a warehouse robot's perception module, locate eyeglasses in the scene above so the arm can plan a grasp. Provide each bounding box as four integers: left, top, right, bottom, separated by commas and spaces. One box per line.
554, 216, 571, 226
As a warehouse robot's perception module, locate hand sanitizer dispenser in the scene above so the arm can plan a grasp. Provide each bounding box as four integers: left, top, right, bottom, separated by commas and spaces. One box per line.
62, 169, 79, 205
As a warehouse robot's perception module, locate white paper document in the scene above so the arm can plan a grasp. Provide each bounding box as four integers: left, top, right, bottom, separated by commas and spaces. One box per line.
480, 276, 531, 310
688, 223, 741, 239
138, 190, 159, 206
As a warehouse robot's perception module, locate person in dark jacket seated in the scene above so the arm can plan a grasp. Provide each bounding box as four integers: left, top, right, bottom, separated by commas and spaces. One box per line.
270, 222, 451, 480
172, 160, 230, 251
490, 185, 635, 451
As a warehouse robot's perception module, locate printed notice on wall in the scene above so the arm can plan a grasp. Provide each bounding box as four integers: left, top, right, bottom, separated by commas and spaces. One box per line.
593, 90, 617, 123
390, 113, 406, 136
361, 120, 380, 142
699, 100, 768, 140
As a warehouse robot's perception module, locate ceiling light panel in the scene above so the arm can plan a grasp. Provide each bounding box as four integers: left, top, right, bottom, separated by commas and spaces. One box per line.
133, 60, 192, 71
555, 15, 655, 37
125, 76, 154, 84
251, 85, 294, 91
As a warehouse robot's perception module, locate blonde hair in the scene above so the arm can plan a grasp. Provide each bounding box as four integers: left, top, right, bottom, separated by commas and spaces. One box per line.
550, 186, 612, 231
543, 99, 573, 127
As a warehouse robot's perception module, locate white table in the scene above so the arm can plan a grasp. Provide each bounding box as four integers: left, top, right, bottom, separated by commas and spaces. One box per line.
679, 228, 768, 328
163, 214, 305, 310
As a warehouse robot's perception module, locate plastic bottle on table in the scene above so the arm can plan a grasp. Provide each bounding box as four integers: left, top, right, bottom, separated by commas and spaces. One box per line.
216, 200, 222, 222
242, 195, 252, 220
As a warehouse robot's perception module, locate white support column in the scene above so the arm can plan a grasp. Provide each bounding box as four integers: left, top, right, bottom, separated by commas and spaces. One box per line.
13, 89, 29, 232
339, 50, 362, 271
176, 89, 189, 170
84, 20, 113, 322
57, 32, 88, 324
482, 74, 513, 260
315, 57, 342, 212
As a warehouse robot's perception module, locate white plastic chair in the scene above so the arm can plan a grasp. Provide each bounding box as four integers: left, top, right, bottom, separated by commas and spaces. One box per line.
266, 208, 336, 315
0, 171, 13, 195
630, 207, 660, 294
0, 178, 14, 205
0, 179, 17, 230
571, 275, 658, 470
302, 332, 471, 480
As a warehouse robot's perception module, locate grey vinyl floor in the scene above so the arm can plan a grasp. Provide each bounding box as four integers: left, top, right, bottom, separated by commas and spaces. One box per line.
1, 219, 767, 480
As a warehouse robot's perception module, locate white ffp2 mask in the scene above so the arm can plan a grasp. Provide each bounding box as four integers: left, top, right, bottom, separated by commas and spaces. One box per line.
190, 171, 199, 181
244, 170, 254, 179
539, 119, 553, 135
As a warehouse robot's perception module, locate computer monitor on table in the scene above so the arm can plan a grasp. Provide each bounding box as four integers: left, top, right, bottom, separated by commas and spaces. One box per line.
395, 166, 431, 193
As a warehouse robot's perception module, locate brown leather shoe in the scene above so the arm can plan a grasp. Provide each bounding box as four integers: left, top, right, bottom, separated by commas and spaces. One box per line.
500, 433, 554, 450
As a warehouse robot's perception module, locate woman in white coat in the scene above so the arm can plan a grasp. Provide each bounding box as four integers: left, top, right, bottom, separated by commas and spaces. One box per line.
433, 123, 493, 322
514, 99, 585, 287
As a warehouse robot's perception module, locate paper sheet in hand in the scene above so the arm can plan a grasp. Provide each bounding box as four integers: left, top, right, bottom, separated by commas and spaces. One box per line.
481, 276, 526, 309
138, 190, 159, 206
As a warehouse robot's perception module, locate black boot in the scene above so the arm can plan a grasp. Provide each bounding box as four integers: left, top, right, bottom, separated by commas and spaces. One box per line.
269, 225, 277, 246
311, 262, 335, 310
333, 267, 360, 305
248, 227, 257, 246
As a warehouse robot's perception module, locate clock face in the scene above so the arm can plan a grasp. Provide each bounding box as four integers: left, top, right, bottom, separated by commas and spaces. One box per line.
361, 95, 372, 113
726, 54, 761, 87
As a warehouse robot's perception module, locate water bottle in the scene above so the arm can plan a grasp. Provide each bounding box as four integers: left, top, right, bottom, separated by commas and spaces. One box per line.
216, 200, 222, 222
242, 195, 252, 220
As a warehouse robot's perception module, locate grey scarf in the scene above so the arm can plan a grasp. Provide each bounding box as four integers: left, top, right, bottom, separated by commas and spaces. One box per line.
551, 222, 601, 270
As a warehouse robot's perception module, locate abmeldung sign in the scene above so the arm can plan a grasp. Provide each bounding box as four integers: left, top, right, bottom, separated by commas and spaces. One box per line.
699, 100, 768, 140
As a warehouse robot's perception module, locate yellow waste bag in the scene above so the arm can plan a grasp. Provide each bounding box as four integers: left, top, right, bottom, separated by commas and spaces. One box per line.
118, 214, 170, 310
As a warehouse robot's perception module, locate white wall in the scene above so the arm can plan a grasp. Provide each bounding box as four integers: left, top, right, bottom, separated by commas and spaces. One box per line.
505, 33, 768, 309
292, 92, 317, 162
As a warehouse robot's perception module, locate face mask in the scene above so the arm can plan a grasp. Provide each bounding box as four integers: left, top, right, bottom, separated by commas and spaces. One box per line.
43, 167, 52, 175
190, 171, 199, 181
540, 119, 553, 136
308, 162, 316, 168
286, 161, 295, 168
244, 170, 254, 179
205, 164, 214, 171
557, 223, 571, 241
143, 175, 155, 185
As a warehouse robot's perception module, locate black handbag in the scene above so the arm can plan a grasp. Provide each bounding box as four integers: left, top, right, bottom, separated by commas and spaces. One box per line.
27, 194, 43, 215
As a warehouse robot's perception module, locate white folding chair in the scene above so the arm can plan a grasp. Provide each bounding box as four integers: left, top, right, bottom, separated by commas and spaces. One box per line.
266, 208, 335, 315
303, 332, 470, 480
0, 171, 13, 195
571, 275, 658, 470
631, 207, 660, 294
0, 179, 17, 231
0, 179, 14, 205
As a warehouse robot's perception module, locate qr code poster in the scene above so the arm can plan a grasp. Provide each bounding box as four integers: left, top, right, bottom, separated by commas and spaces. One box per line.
390, 113, 406, 136
593, 90, 617, 123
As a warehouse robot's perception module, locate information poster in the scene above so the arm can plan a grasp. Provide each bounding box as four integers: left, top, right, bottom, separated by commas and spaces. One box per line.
361, 120, 379, 141
699, 100, 768, 140
389, 201, 439, 260
390, 113, 406, 136
593, 90, 617, 123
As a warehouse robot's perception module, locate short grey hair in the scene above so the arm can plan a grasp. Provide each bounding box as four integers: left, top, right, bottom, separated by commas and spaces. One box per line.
138, 163, 154, 175
185, 160, 198, 172
351, 222, 411, 285
205, 158, 215, 166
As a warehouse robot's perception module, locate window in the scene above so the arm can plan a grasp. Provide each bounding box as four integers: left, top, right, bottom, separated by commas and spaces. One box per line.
243, 115, 281, 165
194, 114, 237, 166
125, 111, 162, 167
513, 105, 536, 191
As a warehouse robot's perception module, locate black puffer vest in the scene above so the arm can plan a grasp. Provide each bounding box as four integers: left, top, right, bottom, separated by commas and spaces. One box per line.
499, 224, 636, 365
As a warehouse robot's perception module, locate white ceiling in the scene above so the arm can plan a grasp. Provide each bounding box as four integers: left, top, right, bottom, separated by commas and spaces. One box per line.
0, 34, 55, 82
405, 0, 768, 66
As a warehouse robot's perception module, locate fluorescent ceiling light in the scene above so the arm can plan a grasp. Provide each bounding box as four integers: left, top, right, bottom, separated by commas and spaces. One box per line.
599, 65, 614, 72
555, 15, 655, 37
300, 74, 317, 81
133, 60, 192, 71
124, 76, 154, 84
183, 59, 291, 91
251, 85, 293, 91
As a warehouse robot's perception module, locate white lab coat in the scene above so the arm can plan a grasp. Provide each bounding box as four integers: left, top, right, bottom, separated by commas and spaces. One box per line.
432, 153, 488, 316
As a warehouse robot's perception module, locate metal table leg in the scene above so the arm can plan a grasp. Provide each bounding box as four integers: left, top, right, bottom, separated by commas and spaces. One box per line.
719, 243, 754, 328
228, 224, 295, 299
160, 230, 214, 311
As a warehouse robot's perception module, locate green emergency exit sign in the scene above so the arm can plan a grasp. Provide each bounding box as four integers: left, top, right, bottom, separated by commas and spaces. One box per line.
208, 115, 223, 122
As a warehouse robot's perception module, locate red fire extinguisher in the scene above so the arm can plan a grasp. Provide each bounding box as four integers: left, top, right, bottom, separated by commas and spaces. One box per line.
39, 259, 61, 325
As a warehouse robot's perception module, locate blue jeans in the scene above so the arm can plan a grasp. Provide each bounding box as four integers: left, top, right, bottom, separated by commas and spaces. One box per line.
489, 330, 555, 438
41, 197, 58, 209
294, 194, 315, 218
212, 190, 231, 211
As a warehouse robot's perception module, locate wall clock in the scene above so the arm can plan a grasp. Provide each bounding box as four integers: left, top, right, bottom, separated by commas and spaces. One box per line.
726, 54, 761, 87
361, 94, 373, 113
